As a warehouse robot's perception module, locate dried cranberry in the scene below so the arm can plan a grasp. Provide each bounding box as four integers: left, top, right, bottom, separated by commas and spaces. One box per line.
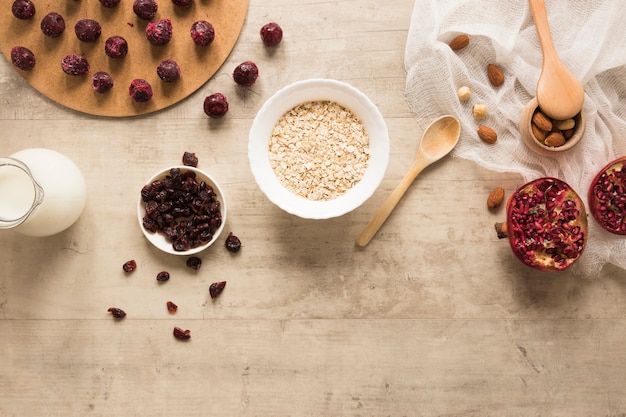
75, 19, 102, 42
260, 22, 283, 47
133, 0, 158, 20
157, 59, 181, 82
61, 54, 90, 76
190, 20, 215, 46
167, 301, 178, 313
182, 152, 198, 167
41, 12, 65, 38
129, 79, 153, 102
146, 19, 173, 46
233, 61, 259, 87
203, 93, 229, 118
156, 271, 170, 282
173, 326, 191, 340
209, 281, 226, 299
172, 0, 192, 7
186, 256, 202, 270
105, 36, 128, 58
92, 72, 114, 93
225, 232, 241, 253
122, 260, 137, 272
12, 0, 36, 20
108, 307, 126, 318
99, 0, 121, 7
10, 46, 35, 71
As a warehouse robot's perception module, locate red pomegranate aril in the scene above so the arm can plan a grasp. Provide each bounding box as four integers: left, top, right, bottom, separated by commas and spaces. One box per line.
173, 327, 191, 340
589, 156, 626, 235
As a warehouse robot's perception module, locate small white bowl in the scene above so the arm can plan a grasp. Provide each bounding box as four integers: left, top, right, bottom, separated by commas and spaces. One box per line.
137, 166, 227, 255
248, 78, 390, 219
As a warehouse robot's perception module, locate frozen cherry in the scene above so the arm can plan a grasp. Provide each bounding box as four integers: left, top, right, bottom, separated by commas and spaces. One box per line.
190, 20, 215, 46
157, 59, 181, 82
108, 307, 126, 319
156, 271, 170, 282
75, 19, 102, 42
225, 232, 241, 253
92, 72, 114, 93
146, 19, 173, 46
41, 12, 65, 38
260, 22, 283, 47
99, 0, 121, 7
61, 54, 90, 76
122, 260, 137, 272
172, 0, 192, 6
12, 0, 36, 20
182, 152, 198, 167
186, 256, 202, 270
10, 46, 35, 71
105, 36, 128, 59
173, 327, 191, 340
129, 79, 153, 102
133, 0, 158, 20
167, 301, 178, 313
233, 61, 259, 87
209, 281, 226, 299
203, 93, 228, 118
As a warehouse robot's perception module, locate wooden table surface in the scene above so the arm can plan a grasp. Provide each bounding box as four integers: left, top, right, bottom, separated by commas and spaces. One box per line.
2, 1, 626, 416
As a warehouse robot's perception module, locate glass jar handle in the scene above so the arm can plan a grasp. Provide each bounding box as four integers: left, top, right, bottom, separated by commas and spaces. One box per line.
0, 157, 45, 229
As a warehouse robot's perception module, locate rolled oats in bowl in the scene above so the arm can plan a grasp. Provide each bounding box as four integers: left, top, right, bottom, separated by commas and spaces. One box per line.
249, 79, 389, 219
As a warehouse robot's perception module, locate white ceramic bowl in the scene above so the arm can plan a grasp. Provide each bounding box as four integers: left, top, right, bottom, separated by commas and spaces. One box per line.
248, 78, 390, 219
137, 166, 227, 255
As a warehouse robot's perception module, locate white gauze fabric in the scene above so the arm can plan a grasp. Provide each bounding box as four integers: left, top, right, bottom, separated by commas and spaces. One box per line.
405, 0, 626, 277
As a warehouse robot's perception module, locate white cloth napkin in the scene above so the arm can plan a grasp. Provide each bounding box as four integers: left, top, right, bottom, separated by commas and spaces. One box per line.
404, 0, 626, 277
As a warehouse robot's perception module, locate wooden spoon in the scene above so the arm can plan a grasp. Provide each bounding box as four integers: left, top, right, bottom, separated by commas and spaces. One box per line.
529, 0, 584, 120
355, 115, 461, 247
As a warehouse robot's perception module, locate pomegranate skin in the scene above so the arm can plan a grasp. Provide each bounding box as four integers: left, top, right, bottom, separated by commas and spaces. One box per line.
588, 156, 626, 235
504, 177, 587, 272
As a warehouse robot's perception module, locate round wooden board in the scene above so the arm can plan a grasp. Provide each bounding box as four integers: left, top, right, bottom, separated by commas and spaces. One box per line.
0, 0, 249, 117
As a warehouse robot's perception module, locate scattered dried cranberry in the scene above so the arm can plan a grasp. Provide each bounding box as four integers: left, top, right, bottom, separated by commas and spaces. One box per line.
156, 271, 170, 281
75, 19, 102, 42
10, 46, 35, 71
105, 36, 128, 59
172, 0, 192, 6
182, 152, 198, 167
186, 256, 202, 270
92, 72, 114, 93
12, 0, 36, 20
133, 0, 158, 20
209, 281, 226, 299
129, 79, 153, 102
41, 12, 65, 38
260, 22, 283, 47
190, 20, 215, 46
99, 0, 121, 7
225, 232, 241, 253
233, 61, 259, 87
167, 301, 178, 313
157, 59, 181, 82
146, 19, 173, 46
108, 307, 126, 318
203, 93, 229, 119
122, 260, 137, 272
173, 326, 191, 340
61, 54, 90, 76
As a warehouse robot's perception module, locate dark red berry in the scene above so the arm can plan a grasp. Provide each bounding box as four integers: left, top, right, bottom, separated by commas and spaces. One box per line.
133, 0, 158, 20
260, 22, 283, 47
156, 271, 170, 282
108, 307, 126, 318
41, 12, 65, 38
92, 72, 114, 93
105, 36, 128, 59
190, 20, 215, 46
225, 232, 241, 253
75, 19, 101, 42
167, 301, 178, 313
10, 46, 35, 71
157, 59, 181, 82
233, 61, 259, 87
182, 152, 198, 167
203, 93, 229, 118
209, 281, 226, 299
99, 0, 121, 7
173, 326, 191, 340
129, 79, 153, 102
146, 19, 173, 46
122, 260, 137, 272
172, 0, 192, 7
61, 54, 90, 75
186, 256, 202, 270
12, 0, 36, 20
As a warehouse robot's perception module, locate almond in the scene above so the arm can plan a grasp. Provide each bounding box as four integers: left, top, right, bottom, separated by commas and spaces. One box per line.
449, 34, 470, 51
477, 125, 497, 144
531, 123, 547, 143
544, 132, 566, 147
532, 111, 552, 131
487, 64, 505, 87
487, 187, 505, 209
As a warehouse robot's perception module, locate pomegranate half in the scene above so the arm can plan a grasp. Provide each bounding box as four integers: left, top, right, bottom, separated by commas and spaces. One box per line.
495, 177, 587, 272
588, 156, 626, 235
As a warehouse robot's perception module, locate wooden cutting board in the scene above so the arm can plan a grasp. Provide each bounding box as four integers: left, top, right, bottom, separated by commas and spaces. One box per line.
0, 0, 249, 117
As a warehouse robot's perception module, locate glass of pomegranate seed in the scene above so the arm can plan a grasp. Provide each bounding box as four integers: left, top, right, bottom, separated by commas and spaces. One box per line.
137, 166, 227, 255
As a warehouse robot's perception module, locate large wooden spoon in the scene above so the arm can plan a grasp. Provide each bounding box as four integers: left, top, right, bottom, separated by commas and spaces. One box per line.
529, 0, 584, 120
355, 115, 461, 247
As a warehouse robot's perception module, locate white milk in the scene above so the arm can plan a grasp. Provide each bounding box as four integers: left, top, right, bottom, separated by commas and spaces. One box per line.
3, 149, 87, 237
0, 164, 36, 221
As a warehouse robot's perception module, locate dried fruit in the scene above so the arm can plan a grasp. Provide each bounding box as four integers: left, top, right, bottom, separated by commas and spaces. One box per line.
472, 103, 488, 120
203, 93, 229, 118
156, 271, 170, 282
146, 19, 173, 46
157, 59, 181, 82
12, 0, 36, 20
457, 86, 471, 101
477, 125, 497, 144
129, 79, 153, 102
233, 61, 259, 87
133, 0, 158, 20
182, 152, 198, 167
74, 19, 101, 42
173, 326, 191, 340
172, 0, 192, 6
209, 281, 226, 299
487, 63, 504, 87
122, 260, 137, 272
495, 177, 587, 271
225, 232, 241, 253
41, 12, 65, 38
487, 187, 505, 209
10, 46, 35, 71
61, 54, 90, 76
448, 34, 470, 51
99, 0, 121, 7
167, 301, 178, 313
186, 256, 202, 270
260, 22, 283, 47
588, 156, 626, 235
105, 36, 128, 59
108, 307, 126, 318
190, 20, 215, 46
92, 71, 114, 93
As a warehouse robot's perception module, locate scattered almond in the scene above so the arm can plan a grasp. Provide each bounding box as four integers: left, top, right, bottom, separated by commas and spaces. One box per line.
544, 132, 566, 147
487, 64, 505, 87
532, 111, 552, 131
487, 187, 505, 209
477, 125, 497, 144
449, 34, 470, 51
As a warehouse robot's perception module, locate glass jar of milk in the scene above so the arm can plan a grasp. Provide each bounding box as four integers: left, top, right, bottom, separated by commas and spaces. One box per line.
0, 148, 86, 236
